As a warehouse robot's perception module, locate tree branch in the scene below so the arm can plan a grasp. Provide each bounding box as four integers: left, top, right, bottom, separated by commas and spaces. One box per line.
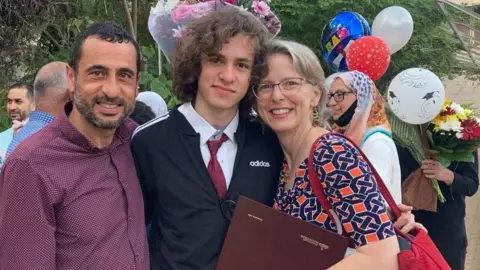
437, 1, 479, 68
121, 0, 136, 40
42, 26, 62, 51
132, 0, 137, 40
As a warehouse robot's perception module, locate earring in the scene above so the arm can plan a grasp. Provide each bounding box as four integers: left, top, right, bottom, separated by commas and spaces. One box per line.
312, 106, 319, 126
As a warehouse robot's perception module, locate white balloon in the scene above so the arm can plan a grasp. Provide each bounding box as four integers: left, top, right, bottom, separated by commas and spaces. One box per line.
387, 68, 445, 125
372, 6, 414, 54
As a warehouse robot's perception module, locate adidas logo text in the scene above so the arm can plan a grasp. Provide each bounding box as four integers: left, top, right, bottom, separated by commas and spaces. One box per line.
250, 160, 270, 167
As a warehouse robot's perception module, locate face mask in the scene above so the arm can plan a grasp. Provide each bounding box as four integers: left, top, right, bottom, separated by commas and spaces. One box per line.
334, 100, 358, 127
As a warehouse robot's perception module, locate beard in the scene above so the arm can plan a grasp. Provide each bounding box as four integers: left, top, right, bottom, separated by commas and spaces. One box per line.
73, 84, 135, 130
8, 104, 32, 121
8, 109, 28, 121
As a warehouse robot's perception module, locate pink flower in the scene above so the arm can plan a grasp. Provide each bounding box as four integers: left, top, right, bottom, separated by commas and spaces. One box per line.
170, 4, 194, 24
172, 26, 188, 38
252, 0, 271, 18
191, 2, 216, 18
199, 0, 236, 4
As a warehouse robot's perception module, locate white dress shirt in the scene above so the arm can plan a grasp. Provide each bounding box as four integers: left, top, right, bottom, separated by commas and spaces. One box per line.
178, 102, 238, 188
362, 132, 402, 204
344, 131, 402, 258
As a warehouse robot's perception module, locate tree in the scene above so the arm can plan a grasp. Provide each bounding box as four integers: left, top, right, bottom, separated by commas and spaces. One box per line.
269, 0, 479, 176
0, 0, 477, 131
270, 0, 476, 91
0, 0, 69, 101
0, 0, 174, 130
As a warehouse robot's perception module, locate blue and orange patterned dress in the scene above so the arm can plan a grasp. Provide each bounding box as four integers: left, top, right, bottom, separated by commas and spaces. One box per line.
273, 133, 395, 248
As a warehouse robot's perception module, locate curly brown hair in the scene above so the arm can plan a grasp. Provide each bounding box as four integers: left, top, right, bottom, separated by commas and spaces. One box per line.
172, 7, 270, 118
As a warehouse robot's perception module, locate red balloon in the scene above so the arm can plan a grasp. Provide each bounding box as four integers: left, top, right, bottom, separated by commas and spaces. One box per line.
346, 36, 391, 81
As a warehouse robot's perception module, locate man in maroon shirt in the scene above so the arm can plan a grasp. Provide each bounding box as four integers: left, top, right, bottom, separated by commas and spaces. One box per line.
0, 22, 148, 269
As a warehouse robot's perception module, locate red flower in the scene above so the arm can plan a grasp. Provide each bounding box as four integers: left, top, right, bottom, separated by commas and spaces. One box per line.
440, 106, 456, 116
461, 119, 480, 141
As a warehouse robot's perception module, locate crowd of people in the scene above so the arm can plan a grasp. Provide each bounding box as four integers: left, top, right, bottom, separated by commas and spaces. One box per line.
0, 6, 478, 270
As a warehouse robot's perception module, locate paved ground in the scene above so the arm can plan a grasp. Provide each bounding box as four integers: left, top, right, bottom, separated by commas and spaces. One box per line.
466, 194, 480, 270
445, 77, 480, 270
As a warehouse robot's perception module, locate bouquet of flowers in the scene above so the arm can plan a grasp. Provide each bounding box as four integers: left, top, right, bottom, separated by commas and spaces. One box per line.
148, 0, 281, 62
426, 98, 480, 201
428, 99, 480, 165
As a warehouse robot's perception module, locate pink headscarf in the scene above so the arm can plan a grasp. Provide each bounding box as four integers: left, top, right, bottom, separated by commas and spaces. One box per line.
325, 71, 391, 146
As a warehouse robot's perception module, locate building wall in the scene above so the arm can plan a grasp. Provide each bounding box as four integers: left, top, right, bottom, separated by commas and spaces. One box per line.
444, 76, 480, 107
446, 0, 480, 102
451, 0, 480, 5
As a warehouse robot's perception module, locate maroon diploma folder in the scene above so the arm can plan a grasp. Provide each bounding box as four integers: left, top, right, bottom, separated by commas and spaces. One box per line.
216, 196, 350, 270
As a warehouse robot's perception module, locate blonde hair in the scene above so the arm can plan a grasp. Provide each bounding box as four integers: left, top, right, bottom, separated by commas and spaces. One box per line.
264, 38, 327, 126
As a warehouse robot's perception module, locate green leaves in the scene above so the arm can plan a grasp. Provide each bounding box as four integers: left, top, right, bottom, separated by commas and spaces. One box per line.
237, 0, 253, 10
141, 46, 156, 59
386, 105, 426, 164
140, 72, 177, 108
437, 151, 475, 168
1, 0, 478, 131
150, 77, 170, 97
139, 72, 154, 84
270, 0, 473, 90
139, 44, 178, 109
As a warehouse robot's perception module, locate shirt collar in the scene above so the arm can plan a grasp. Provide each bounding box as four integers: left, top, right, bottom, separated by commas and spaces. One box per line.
178, 102, 239, 145
28, 111, 56, 124
57, 102, 133, 152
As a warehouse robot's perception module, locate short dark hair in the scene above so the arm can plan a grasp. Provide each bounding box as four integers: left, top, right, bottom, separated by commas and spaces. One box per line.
172, 8, 269, 118
69, 21, 141, 73
9, 82, 34, 102
130, 101, 156, 125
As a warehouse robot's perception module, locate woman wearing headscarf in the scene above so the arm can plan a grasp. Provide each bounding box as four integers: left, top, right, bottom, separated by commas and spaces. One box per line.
325, 72, 402, 204
136, 91, 168, 117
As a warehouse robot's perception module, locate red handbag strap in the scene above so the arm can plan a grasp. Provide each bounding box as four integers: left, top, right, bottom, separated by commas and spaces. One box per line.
307, 133, 413, 241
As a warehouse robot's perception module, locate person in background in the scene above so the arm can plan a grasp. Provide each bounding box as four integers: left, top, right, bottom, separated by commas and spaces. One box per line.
397, 146, 479, 270
130, 100, 156, 125
0, 83, 34, 166
0, 21, 148, 269
324, 71, 402, 204
254, 39, 399, 269
6, 62, 70, 157
136, 91, 168, 117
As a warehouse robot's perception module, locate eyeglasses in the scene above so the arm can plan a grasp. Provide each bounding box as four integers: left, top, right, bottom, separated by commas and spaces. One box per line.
252, 78, 315, 100
221, 193, 239, 221
328, 91, 353, 102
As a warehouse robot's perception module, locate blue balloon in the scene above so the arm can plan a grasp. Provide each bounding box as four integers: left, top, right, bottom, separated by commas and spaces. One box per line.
321, 11, 371, 72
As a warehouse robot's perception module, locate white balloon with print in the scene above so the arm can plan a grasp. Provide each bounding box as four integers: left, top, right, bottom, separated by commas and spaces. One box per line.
387, 68, 445, 125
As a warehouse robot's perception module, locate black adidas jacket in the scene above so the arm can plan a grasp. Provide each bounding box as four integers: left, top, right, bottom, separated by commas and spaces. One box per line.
131, 106, 284, 270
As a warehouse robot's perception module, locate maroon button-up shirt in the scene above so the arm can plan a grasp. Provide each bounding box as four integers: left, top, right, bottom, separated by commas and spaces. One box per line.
0, 104, 149, 269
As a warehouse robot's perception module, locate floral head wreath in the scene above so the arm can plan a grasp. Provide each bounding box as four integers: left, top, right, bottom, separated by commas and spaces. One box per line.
148, 0, 282, 63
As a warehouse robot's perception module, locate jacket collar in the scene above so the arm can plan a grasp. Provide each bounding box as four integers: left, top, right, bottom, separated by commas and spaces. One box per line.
171, 104, 246, 138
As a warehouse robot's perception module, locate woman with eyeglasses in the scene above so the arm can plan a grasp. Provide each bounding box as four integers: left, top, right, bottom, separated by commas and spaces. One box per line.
252, 38, 406, 269
324, 71, 402, 204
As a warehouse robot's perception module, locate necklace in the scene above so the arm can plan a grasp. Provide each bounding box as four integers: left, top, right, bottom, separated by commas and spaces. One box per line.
281, 127, 314, 184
